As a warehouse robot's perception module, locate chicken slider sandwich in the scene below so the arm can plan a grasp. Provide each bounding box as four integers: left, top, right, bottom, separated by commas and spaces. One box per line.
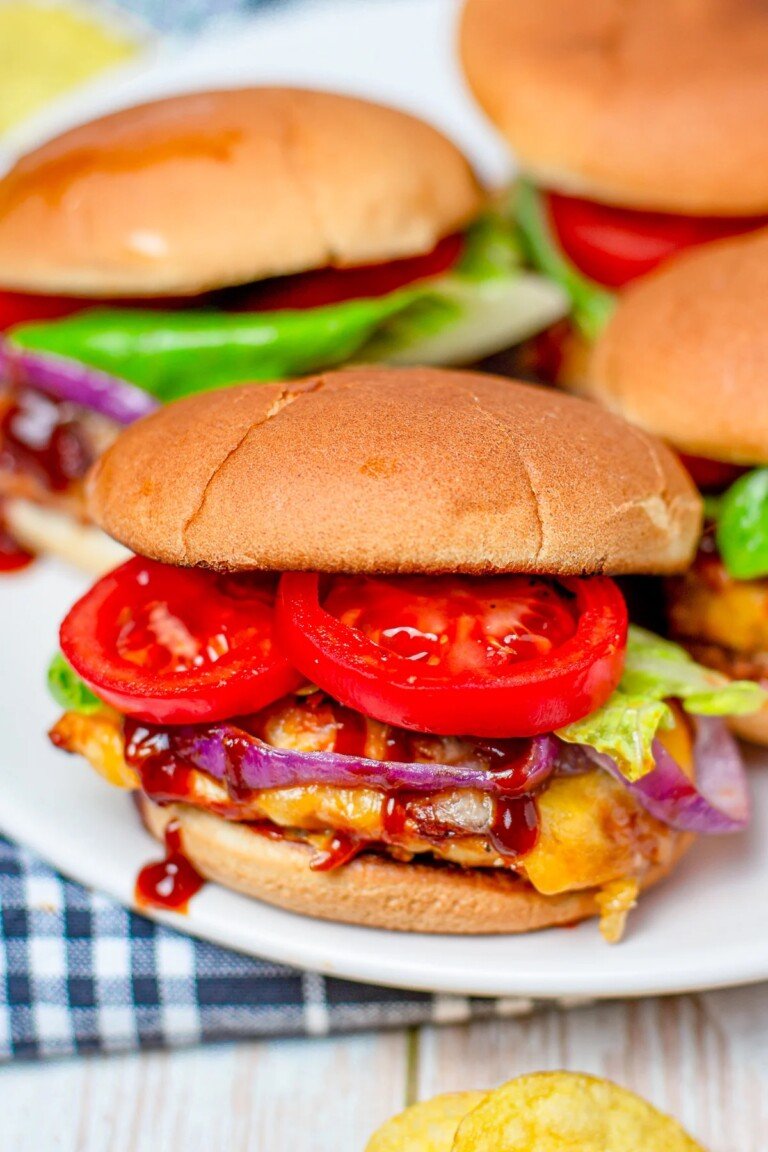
460, 0, 768, 362
582, 230, 768, 746
48, 367, 762, 939
0, 87, 565, 572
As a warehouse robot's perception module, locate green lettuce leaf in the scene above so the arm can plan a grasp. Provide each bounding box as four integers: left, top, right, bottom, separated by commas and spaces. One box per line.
558, 626, 766, 781
47, 652, 102, 714
363, 268, 567, 366
455, 206, 524, 278
557, 693, 670, 780
620, 626, 766, 714
715, 467, 768, 581
8, 209, 566, 403
513, 180, 615, 341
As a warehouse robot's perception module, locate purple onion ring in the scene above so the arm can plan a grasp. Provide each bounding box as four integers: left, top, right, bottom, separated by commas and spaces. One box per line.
0, 339, 158, 424
585, 716, 750, 834
164, 724, 559, 798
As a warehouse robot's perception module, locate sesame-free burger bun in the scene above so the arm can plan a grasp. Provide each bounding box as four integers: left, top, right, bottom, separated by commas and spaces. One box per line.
140, 796, 690, 934
585, 230, 768, 465
460, 0, 768, 214
0, 88, 482, 297
89, 366, 701, 575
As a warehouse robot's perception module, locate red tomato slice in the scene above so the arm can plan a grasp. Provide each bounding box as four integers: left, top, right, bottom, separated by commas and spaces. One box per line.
223, 233, 464, 312
0, 290, 209, 331
678, 452, 749, 494
60, 559, 303, 724
547, 192, 767, 288
0, 291, 91, 331
0, 236, 463, 331
276, 573, 628, 737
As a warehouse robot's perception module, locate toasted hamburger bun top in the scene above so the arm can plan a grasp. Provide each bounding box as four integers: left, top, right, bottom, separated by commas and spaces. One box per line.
460, 0, 768, 215
585, 231, 768, 466
89, 366, 701, 574
0, 88, 482, 297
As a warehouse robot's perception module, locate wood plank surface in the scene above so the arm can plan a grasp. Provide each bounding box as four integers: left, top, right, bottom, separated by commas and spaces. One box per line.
2, 987, 768, 1150
0, 1031, 408, 1152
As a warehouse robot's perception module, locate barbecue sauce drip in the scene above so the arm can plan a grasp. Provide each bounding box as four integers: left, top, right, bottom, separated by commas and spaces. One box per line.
0, 388, 94, 492
309, 832, 363, 872
0, 387, 95, 573
134, 819, 205, 913
0, 500, 33, 572
489, 796, 539, 859
124, 698, 542, 865
383, 791, 539, 859
124, 720, 195, 803
247, 822, 363, 872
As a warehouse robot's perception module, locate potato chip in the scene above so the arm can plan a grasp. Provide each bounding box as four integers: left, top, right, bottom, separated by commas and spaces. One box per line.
451, 1072, 704, 1152
365, 1091, 487, 1152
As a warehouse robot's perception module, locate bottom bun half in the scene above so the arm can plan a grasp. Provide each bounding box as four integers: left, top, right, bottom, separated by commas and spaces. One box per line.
6, 498, 129, 575
139, 796, 690, 935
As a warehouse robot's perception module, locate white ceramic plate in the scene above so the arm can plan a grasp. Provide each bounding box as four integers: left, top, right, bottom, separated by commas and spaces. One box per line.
3, 0, 768, 999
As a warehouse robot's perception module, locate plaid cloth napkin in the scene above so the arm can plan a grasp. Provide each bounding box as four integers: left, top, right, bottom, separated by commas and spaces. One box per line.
0, 835, 548, 1060
113, 0, 287, 34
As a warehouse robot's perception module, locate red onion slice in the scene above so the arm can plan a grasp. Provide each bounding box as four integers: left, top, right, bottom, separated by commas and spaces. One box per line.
0, 341, 158, 424
160, 723, 559, 798
587, 716, 749, 834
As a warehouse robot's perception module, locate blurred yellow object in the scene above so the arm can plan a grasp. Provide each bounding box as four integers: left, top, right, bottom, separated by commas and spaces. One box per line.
366, 1074, 706, 1152
452, 1072, 704, 1152
365, 1092, 486, 1152
0, 1, 138, 134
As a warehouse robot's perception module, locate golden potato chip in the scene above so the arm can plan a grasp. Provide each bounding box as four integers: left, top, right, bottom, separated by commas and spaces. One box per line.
365, 1091, 487, 1152
452, 1072, 704, 1152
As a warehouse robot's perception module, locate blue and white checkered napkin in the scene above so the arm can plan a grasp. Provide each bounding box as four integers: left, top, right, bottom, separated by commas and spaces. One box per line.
0, 835, 538, 1060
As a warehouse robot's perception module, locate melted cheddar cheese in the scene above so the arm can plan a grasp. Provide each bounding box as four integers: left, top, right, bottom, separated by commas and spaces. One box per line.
668, 558, 768, 655
50, 707, 682, 904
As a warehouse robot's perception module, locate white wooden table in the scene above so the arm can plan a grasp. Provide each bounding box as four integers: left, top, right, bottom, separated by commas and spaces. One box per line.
1, 985, 767, 1150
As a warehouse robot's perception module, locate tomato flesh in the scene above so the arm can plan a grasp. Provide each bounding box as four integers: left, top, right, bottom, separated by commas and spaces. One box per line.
276, 573, 628, 737
60, 559, 303, 724
324, 574, 579, 671
547, 191, 768, 288
0, 291, 89, 331
0, 290, 206, 331
1, 235, 463, 331
221, 233, 464, 312
678, 452, 749, 494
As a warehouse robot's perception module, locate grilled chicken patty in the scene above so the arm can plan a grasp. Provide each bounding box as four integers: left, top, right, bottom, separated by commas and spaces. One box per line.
50, 689, 688, 900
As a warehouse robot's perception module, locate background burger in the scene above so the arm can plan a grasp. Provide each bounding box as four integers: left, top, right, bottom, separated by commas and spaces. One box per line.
0, 87, 566, 573
47, 367, 762, 940
459, 0, 768, 373
580, 230, 768, 746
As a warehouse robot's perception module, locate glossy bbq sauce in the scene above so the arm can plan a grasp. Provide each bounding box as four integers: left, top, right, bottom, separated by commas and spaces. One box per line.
489, 796, 539, 859
0, 388, 94, 492
383, 791, 539, 860
125, 703, 541, 888
125, 723, 206, 912
124, 720, 196, 804
0, 501, 33, 572
309, 832, 363, 872
134, 819, 205, 914
0, 388, 96, 574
